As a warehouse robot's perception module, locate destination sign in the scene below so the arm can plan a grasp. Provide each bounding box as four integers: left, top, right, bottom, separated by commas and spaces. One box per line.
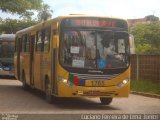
62, 18, 128, 29
74, 20, 115, 27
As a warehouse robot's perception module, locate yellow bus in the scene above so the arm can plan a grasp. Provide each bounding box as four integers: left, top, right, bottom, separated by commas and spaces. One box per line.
14, 15, 130, 105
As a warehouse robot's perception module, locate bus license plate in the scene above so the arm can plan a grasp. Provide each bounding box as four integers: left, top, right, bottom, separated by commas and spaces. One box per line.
91, 80, 104, 87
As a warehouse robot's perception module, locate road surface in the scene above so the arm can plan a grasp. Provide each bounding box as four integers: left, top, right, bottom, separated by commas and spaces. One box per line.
0, 79, 159, 120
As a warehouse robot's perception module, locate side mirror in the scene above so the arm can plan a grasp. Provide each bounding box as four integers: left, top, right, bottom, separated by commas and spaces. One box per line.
129, 34, 135, 54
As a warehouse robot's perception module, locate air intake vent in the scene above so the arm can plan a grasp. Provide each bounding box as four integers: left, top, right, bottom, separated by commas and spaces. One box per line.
71, 73, 119, 80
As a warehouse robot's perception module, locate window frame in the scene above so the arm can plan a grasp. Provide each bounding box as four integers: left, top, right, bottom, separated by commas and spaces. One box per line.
36, 27, 51, 52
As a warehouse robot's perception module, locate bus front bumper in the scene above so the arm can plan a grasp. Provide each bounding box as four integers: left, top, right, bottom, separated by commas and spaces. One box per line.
55, 81, 130, 98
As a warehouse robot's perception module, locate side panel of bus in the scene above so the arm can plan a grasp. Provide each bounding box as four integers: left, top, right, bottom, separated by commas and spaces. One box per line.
33, 25, 52, 91
50, 22, 59, 95
33, 38, 42, 90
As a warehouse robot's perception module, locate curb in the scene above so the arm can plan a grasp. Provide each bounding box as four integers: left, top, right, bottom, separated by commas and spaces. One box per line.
131, 91, 160, 99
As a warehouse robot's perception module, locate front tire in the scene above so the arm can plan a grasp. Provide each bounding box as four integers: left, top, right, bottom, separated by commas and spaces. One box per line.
100, 98, 113, 105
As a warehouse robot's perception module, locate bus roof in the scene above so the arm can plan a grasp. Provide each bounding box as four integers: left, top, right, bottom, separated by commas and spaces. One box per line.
0, 34, 15, 41
62, 14, 126, 19
57, 14, 128, 22
16, 15, 128, 35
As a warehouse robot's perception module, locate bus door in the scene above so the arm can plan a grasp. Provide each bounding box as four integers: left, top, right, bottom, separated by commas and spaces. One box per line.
16, 37, 21, 79
30, 35, 35, 87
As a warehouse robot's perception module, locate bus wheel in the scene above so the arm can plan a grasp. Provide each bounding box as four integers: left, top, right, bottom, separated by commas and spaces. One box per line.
100, 97, 113, 105
45, 81, 52, 104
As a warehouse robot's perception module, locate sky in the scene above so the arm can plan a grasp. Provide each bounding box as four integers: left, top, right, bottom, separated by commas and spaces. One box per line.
0, 0, 160, 19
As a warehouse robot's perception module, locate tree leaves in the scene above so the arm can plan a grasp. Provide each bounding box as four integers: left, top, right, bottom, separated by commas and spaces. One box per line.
0, 0, 53, 34
37, 3, 53, 22
0, 19, 38, 34
131, 21, 160, 54
0, 0, 42, 13
0, 0, 42, 18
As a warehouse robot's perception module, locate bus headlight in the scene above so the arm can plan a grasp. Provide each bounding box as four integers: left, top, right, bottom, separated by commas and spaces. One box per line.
58, 76, 67, 84
117, 78, 130, 88
58, 76, 74, 86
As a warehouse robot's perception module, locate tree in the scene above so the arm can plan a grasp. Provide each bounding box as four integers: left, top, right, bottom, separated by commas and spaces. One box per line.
37, 3, 53, 22
0, 0, 54, 34
131, 21, 160, 54
0, 0, 42, 18
0, 19, 38, 34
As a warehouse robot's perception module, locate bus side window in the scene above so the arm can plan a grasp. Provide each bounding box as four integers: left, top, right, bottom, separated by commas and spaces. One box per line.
41, 29, 45, 52
44, 27, 51, 52
26, 34, 30, 52
129, 34, 135, 54
36, 31, 43, 52
15, 37, 17, 52
22, 35, 26, 52
19, 37, 22, 52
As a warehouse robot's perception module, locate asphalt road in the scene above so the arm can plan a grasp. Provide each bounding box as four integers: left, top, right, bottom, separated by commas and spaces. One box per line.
0, 79, 160, 120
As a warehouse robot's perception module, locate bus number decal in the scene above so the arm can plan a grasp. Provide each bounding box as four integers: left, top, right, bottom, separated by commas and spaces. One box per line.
91, 80, 104, 87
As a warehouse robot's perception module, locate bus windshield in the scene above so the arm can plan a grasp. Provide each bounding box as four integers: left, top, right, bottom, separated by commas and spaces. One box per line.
60, 30, 129, 69
0, 34, 15, 62
0, 43, 14, 58
0, 42, 15, 65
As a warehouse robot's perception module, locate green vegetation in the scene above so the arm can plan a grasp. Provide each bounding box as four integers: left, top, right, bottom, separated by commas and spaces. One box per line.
0, 0, 53, 34
131, 80, 160, 95
37, 3, 53, 22
0, 0, 42, 18
131, 21, 160, 54
0, 19, 38, 34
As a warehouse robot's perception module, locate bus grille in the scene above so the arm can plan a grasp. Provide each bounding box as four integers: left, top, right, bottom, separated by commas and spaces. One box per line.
71, 73, 119, 80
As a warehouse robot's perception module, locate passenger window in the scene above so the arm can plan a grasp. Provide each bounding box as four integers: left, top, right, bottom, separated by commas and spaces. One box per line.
36, 27, 51, 52
44, 28, 50, 52
26, 34, 30, 52
36, 31, 43, 52
15, 37, 17, 52
22, 35, 26, 52
19, 37, 22, 52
